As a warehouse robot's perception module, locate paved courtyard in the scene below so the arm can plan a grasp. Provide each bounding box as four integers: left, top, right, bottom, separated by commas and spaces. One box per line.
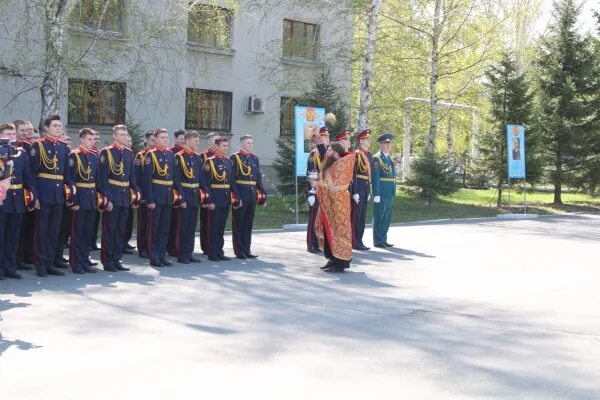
1, 215, 600, 399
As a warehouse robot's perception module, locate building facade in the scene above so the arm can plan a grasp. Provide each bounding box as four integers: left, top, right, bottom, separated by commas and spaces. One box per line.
0, 0, 354, 187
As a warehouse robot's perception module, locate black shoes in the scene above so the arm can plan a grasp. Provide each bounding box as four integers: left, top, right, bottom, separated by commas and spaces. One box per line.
4, 271, 23, 279
103, 265, 117, 272
308, 246, 320, 254
139, 250, 149, 259
207, 256, 220, 262
83, 266, 97, 273
188, 256, 202, 263
122, 248, 134, 255
320, 260, 335, 270
160, 259, 173, 267
72, 268, 85, 275
177, 258, 190, 264
87, 259, 98, 266
47, 266, 65, 276
125, 244, 136, 250
236, 254, 247, 259
219, 255, 231, 261
353, 245, 370, 251
384, 243, 394, 247
54, 261, 68, 269
150, 260, 163, 267
115, 262, 130, 271
246, 253, 258, 258
374, 244, 386, 248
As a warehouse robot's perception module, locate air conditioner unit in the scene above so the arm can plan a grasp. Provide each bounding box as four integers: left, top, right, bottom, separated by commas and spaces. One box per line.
246, 96, 264, 114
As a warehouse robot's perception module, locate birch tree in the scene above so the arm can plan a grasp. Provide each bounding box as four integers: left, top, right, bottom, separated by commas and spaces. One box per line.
357, 0, 382, 132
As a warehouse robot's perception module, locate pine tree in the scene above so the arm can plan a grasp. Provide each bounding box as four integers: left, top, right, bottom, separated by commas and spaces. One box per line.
477, 53, 538, 207
536, 0, 599, 204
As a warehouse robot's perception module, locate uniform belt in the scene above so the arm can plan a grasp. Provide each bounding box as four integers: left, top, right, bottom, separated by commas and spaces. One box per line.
211, 184, 230, 189
37, 173, 63, 180
357, 175, 369, 180
152, 179, 173, 186
181, 182, 199, 188
235, 180, 256, 185
75, 182, 95, 188
380, 178, 396, 182
8, 184, 23, 190
108, 179, 129, 187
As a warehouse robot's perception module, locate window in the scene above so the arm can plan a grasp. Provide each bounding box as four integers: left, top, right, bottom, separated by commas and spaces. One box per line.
280, 97, 301, 137
188, 3, 233, 48
68, 79, 126, 126
185, 89, 232, 131
283, 19, 319, 61
69, 0, 124, 33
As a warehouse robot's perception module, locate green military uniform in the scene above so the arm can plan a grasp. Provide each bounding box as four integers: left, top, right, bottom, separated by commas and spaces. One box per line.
371, 133, 396, 247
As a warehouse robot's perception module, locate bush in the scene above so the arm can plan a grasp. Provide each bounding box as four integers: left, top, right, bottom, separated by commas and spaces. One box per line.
407, 154, 461, 206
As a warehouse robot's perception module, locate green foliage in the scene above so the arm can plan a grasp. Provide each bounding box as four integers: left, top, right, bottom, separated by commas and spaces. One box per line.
476, 52, 540, 205
536, 0, 600, 204
271, 137, 306, 195
407, 154, 461, 206
126, 119, 145, 154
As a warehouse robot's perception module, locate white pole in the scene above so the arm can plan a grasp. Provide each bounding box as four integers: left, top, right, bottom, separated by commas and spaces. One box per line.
295, 176, 299, 224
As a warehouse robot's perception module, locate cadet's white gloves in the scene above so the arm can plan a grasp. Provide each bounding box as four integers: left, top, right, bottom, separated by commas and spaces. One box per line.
374, 196, 381, 203
367, 194, 371, 202
352, 194, 360, 204
308, 196, 315, 206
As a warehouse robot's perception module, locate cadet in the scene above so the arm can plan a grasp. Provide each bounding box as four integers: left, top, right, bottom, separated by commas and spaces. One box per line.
67, 128, 100, 274
371, 133, 396, 248
98, 124, 140, 272
173, 131, 207, 263
29, 115, 73, 277
351, 129, 373, 251
167, 129, 186, 256
306, 127, 329, 253
143, 128, 175, 267
14, 120, 35, 270
199, 132, 219, 255
134, 131, 155, 258
0, 123, 36, 280
230, 134, 266, 259
123, 134, 136, 254
335, 129, 351, 151
90, 130, 101, 251
202, 137, 232, 262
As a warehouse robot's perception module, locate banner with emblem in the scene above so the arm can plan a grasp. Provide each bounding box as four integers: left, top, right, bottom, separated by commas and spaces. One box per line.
294, 106, 325, 177
506, 124, 525, 179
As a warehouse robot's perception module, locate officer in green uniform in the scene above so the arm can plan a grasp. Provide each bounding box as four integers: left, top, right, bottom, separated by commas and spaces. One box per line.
371, 133, 396, 248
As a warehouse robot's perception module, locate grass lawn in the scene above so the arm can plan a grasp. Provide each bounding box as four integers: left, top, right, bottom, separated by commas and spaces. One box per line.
249, 188, 600, 229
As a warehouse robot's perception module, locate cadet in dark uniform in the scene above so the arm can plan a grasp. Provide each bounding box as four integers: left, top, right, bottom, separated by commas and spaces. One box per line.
29, 115, 72, 277
134, 131, 155, 258
14, 120, 35, 270
143, 128, 175, 267
199, 132, 218, 255
55, 135, 73, 268
371, 133, 396, 248
306, 127, 329, 253
90, 130, 101, 251
351, 129, 372, 251
122, 134, 136, 254
230, 134, 266, 259
173, 131, 207, 263
0, 123, 36, 280
67, 128, 100, 274
98, 124, 139, 272
167, 129, 186, 257
203, 137, 232, 262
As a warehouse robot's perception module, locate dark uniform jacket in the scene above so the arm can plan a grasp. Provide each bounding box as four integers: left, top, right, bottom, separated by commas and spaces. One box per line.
67, 146, 99, 210
202, 151, 232, 207
0, 149, 36, 214
230, 150, 266, 203
351, 148, 372, 198
29, 136, 70, 204
142, 147, 174, 206
98, 143, 139, 208
174, 148, 208, 208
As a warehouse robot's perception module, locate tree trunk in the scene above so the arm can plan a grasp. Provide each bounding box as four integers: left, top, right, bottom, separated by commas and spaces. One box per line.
38, 0, 79, 130
357, 0, 382, 132
554, 148, 563, 205
427, 0, 443, 155
446, 115, 454, 164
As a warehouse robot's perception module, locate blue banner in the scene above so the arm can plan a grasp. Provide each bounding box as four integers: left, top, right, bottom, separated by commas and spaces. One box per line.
294, 106, 326, 177
507, 124, 526, 179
